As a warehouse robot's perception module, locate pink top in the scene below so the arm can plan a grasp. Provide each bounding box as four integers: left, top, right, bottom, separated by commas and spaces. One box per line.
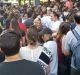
19, 22, 27, 32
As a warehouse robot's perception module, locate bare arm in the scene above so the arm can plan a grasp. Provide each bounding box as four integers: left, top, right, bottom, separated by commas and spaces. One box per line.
62, 35, 71, 56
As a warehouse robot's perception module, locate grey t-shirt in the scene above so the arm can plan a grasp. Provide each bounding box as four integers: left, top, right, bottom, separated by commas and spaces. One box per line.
0, 59, 45, 75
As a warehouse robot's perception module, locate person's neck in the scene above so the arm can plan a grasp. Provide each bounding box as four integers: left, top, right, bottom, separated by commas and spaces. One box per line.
4, 53, 22, 62
28, 44, 38, 49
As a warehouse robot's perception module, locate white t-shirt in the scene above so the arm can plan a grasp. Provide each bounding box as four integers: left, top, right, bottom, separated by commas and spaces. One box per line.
43, 41, 58, 75
51, 20, 61, 32
20, 46, 43, 62
41, 15, 52, 29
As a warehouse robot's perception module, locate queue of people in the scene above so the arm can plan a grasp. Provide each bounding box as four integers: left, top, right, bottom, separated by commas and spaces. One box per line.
0, 0, 80, 75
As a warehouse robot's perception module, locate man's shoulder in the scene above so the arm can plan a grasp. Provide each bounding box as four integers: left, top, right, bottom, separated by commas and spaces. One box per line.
0, 60, 45, 75
0, 59, 38, 66
0, 59, 42, 71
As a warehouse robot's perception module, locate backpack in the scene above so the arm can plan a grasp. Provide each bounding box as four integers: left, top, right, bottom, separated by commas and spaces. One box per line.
72, 29, 80, 71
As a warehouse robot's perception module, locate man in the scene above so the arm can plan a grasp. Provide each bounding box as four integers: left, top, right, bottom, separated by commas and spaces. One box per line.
50, 11, 62, 33
0, 30, 45, 75
63, 11, 80, 75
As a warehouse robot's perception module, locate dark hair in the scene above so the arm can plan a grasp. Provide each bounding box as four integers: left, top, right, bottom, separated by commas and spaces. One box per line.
52, 11, 60, 19
74, 11, 80, 24
5, 12, 14, 29
6, 12, 20, 29
10, 18, 22, 38
56, 22, 70, 40
59, 22, 70, 35
39, 28, 53, 43
0, 31, 20, 56
39, 28, 52, 36
27, 27, 38, 45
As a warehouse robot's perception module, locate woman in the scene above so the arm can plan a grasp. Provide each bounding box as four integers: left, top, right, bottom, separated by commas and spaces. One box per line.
56, 22, 71, 75
20, 27, 43, 62
39, 28, 58, 75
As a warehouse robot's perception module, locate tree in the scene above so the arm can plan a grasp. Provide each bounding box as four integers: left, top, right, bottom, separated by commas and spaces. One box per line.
18, 0, 25, 5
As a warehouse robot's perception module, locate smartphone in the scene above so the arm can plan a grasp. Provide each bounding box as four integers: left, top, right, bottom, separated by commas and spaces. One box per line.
39, 52, 50, 65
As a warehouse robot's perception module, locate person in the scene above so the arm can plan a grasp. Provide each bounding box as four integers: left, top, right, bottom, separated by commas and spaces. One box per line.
56, 22, 71, 75
20, 27, 44, 62
24, 9, 33, 28
33, 18, 43, 32
0, 30, 46, 75
50, 11, 62, 33
63, 11, 80, 75
41, 7, 52, 29
4, 12, 14, 29
39, 28, 58, 75
20, 27, 53, 74
65, 0, 73, 11
9, 18, 26, 47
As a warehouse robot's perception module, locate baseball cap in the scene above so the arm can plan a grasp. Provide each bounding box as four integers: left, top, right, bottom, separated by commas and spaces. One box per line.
39, 28, 52, 36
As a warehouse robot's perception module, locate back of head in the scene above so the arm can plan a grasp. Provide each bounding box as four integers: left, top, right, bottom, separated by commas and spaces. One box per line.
56, 22, 70, 40
27, 27, 38, 45
74, 11, 80, 24
59, 22, 70, 35
39, 28, 52, 36
0, 30, 20, 56
9, 18, 22, 38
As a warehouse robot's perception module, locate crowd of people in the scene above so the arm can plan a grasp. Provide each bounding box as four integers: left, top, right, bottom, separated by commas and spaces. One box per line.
0, 0, 80, 75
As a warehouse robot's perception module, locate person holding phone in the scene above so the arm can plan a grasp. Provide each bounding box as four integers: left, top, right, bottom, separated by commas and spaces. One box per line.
39, 28, 58, 75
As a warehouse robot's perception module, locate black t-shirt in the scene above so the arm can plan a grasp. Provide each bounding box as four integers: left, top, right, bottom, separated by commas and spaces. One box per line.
0, 59, 45, 75
0, 52, 5, 63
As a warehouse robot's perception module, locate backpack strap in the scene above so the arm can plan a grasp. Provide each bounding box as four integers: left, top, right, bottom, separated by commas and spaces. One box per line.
72, 29, 80, 40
